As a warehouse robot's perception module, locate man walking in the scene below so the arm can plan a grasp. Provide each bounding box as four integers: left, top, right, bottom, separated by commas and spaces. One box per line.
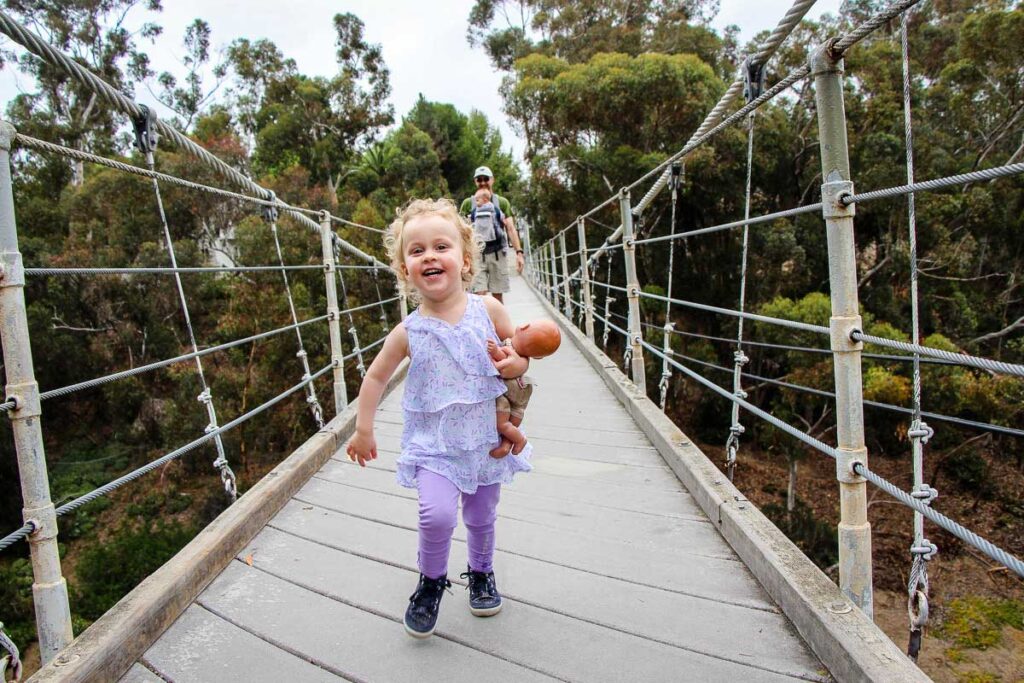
460, 166, 524, 303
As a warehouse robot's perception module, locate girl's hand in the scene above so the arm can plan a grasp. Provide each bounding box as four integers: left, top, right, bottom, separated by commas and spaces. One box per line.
346, 431, 377, 467
496, 351, 529, 379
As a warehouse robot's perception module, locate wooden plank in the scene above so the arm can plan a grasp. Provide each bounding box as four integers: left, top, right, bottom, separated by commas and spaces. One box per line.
141, 605, 337, 682
234, 527, 814, 683
196, 562, 554, 682
261, 502, 822, 679
321, 457, 702, 518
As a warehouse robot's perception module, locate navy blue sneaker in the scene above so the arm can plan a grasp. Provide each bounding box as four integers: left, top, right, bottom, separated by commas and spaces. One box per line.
404, 573, 451, 638
460, 566, 502, 617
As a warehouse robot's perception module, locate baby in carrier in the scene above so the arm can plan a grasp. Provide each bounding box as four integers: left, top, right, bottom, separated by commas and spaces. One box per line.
472, 188, 504, 248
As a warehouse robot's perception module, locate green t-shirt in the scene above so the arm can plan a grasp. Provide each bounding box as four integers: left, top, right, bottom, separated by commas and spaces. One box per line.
460, 194, 513, 218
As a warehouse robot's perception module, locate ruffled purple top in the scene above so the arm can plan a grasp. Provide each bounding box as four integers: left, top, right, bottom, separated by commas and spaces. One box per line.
396, 294, 532, 493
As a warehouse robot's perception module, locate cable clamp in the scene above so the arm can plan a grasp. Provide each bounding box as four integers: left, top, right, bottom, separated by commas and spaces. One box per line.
327, 308, 339, 321
262, 190, 279, 223
733, 349, 749, 366
197, 388, 213, 404
669, 161, 683, 192
132, 104, 159, 154
910, 540, 938, 560
908, 420, 934, 444
734, 389, 748, 400
296, 349, 308, 359
912, 484, 938, 504
743, 56, 766, 104
729, 423, 745, 437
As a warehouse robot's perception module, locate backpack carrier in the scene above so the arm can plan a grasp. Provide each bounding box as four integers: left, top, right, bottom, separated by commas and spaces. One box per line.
470, 194, 506, 250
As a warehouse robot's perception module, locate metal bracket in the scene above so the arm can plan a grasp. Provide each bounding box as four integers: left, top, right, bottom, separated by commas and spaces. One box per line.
262, 191, 279, 223
743, 57, 766, 103
669, 162, 682, 192
132, 104, 159, 154
836, 447, 867, 484
22, 503, 57, 542
327, 307, 340, 321
821, 180, 856, 219
5, 381, 41, 419
830, 315, 863, 352
0, 251, 25, 287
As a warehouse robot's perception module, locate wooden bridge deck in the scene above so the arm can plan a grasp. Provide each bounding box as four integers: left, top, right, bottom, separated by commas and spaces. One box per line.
120, 276, 827, 683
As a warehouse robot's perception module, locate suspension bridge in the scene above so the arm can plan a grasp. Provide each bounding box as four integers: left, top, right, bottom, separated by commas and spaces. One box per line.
0, 0, 1022, 681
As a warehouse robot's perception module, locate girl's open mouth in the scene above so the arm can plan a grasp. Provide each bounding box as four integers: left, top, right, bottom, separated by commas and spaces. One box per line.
423, 268, 444, 277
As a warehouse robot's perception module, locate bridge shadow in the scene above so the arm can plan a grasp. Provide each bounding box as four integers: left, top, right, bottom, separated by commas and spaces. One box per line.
120, 275, 827, 683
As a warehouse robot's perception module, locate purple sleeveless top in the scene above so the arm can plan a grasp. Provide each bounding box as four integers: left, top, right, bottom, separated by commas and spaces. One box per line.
396, 294, 531, 493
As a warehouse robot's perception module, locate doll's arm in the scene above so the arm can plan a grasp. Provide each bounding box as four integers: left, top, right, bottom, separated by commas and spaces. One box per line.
495, 345, 529, 378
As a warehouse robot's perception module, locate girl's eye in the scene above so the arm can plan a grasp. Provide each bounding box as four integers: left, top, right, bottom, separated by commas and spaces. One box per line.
436, 244, 448, 251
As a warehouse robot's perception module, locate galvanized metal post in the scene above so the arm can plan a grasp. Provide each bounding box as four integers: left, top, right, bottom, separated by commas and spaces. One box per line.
619, 189, 647, 394
558, 231, 572, 319
811, 42, 873, 617
539, 243, 550, 297
0, 121, 73, 663
548, 243, 560, 309
577, 217, 595, 342
319, 211, 348, 413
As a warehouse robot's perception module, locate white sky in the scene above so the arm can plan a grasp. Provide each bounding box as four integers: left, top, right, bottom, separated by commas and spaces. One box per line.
0, 0, 843, 165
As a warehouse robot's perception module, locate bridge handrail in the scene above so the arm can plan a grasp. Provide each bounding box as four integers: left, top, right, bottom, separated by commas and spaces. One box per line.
632, 336, 1024, 578
12, 132, 390, 268
524, 3, 1024, 663
0, 362, 335, 552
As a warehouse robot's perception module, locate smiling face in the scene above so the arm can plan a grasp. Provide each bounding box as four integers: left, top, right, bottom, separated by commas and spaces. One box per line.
401, 214, 471, 303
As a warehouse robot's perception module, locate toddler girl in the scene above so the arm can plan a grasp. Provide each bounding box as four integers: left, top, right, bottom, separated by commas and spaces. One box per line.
345, 198, 532, 639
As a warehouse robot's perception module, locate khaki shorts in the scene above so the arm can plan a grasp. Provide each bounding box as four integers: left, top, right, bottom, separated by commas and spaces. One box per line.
496, 377, 534, 419
471, 249, 510, 294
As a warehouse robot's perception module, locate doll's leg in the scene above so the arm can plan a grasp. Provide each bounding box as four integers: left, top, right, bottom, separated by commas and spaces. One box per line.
491, 411, 525, 458
415, 468, 460, 578
507, 413, 529, 454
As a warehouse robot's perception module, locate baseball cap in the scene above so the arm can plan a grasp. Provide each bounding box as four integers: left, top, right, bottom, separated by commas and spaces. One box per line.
473, 166, 494, 179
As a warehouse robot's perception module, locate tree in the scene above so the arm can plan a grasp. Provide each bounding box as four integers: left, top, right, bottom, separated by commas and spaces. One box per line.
228, 13, 393, 204
2, 0, 163, 184
154, 19, 227, 130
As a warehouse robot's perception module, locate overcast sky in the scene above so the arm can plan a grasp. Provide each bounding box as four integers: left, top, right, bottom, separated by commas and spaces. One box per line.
0, 0, 843, 165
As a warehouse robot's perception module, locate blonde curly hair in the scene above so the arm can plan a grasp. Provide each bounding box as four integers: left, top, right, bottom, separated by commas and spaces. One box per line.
384, 198, 481, 300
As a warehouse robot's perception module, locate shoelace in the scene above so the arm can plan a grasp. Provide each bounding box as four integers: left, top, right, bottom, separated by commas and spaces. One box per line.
409, 577, 451, 613
460, 570, 496, 599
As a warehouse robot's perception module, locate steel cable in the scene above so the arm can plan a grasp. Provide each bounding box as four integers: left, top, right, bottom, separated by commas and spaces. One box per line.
0, 364, 333, 551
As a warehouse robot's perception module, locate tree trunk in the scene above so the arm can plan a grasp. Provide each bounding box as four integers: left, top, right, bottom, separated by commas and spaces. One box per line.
787, 456, 798, 513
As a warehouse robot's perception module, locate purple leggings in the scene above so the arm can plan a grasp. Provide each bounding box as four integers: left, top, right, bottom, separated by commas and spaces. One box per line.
415, 467, 501, 579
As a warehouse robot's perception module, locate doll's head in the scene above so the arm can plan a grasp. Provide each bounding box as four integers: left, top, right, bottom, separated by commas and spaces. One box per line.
510, 319, 561, 358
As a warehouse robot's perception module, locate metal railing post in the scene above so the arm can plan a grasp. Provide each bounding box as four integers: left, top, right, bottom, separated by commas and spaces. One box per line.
319, 211, 348, 413
548, 243, 559, 308
558, 231, 572, 319
619, 189, 647, 394
577, 217, 595, 342
0, 121, 73, 663
539, 243, 549, 297
811, 42, 873, 617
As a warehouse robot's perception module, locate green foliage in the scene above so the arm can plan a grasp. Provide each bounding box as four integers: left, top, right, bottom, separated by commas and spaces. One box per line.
0, 558, 35, 646
936, 597, 1024, 652
74, 521, 196, 621
763, 498, 839, 570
